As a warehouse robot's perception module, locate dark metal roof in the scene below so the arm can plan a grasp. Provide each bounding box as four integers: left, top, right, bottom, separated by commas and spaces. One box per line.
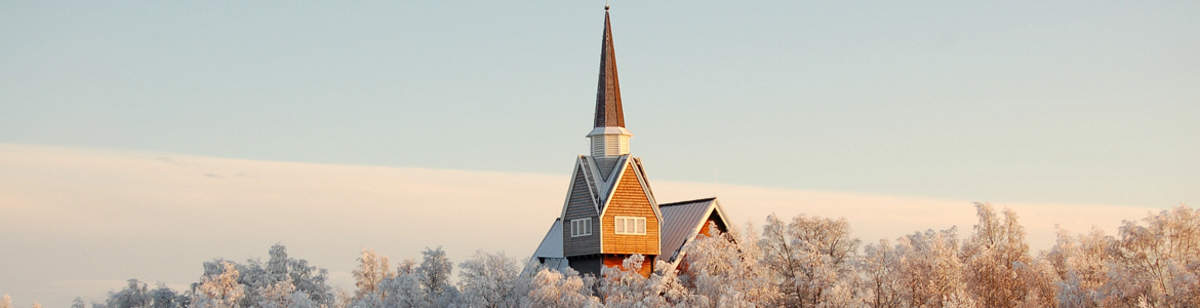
659, 198, 719, 262
659, 197, 718, 207
594, 10, 625, 128
533, 218, 564, 259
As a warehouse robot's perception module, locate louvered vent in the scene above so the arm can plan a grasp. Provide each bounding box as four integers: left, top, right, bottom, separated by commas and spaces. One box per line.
589, 132, 630, 157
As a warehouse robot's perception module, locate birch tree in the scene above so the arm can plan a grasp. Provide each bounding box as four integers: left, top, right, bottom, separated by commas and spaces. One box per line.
190, 262, 244, 308
257, 281, 318, 308
1103, 204, 1200, 307
417, 247, 458, 307
900, 228, 964, 308
961, 203, 1032, 308
379, 259, 425, 308
683, 223, 779, 307
524, 267, 600, 308
861, 239, 902, 308
598, 254, 653, 307
352, 248, 393, 299
106, 279, 151, 308
457, 250, 521, 308
1047, 227, 1103, 308
759, 214, 862, 308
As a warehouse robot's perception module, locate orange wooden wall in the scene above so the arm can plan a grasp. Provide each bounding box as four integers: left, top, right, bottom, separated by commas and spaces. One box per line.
601, 163, 659, 255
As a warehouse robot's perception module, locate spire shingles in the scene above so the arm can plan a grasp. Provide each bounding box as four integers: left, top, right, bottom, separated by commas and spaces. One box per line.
594, 11, 625, 128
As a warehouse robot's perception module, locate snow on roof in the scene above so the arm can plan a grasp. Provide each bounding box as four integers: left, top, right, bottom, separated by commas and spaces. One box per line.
658, 197, 719, 263
532, 218, 564, 259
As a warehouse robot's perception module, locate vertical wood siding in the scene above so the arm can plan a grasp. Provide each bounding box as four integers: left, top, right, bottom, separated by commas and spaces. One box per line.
563, 166, 601, 257
601, 163, 660, 255
698, 211, 727, 237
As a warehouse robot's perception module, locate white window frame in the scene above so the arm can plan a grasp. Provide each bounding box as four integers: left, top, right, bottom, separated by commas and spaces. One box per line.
571, 218, 592, 237
614, 216, 646, 235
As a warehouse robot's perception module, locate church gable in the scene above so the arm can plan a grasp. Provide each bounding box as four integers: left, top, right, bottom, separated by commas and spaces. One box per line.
599, 161, 660, 255
562, 158, 601, 257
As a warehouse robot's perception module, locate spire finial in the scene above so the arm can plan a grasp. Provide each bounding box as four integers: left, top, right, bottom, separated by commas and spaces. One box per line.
605, 0, 610, 11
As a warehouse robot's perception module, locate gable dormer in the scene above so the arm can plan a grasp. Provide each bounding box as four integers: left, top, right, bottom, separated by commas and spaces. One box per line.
598, 158, 661, 257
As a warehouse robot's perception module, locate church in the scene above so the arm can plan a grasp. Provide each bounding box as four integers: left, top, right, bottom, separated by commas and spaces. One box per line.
531, 8, 733, 278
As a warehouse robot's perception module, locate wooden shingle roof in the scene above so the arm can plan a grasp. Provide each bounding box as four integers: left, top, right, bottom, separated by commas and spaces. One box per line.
594, 9, 625, 128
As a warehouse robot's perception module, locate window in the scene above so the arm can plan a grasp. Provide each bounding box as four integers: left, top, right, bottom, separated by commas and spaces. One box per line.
614, 216, 646, 235
571, 218, 591, 237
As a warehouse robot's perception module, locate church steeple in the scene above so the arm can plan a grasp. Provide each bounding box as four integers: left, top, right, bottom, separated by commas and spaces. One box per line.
587, 8, 634, 174
594, 9, 624, 128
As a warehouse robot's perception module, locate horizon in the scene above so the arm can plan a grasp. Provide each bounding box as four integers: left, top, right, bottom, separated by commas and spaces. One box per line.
0, 143, 1178, 307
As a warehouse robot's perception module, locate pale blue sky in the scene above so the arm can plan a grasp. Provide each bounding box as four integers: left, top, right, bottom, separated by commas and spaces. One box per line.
2, 1, 1197, 207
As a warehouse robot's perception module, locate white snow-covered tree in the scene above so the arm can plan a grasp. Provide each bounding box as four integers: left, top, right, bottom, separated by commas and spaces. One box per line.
331, 288, 353, 308
179, 245, 332, 308
683, 223, 779, 307
961, 202, 1033, 308
597, 254, 701, 308
1046, 226, 1112, 308
598, 254, 652, 307
352, 248, 393, 299
651, 259, 702, 308
417, 247, 458, 307
896, 227, 965, 308
861, 239, 902, 308
258, 281, 318, 308
1103, 204, 1200, 308
759, 214, 863, 308
106, 279, 152, 308
457, 250, 521, 308
523, 267, 600, 308
1014, 253, 1060, 308
380, 271, 425, 308
364, 257, 421, 308
190, 262, 245, 308
151, 283, 187, 308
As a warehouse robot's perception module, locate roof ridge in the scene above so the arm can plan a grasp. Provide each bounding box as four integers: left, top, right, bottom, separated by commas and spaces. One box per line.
658, 197, 718, 207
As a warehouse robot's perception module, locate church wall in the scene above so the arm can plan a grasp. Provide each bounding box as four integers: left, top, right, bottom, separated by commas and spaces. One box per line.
567, 255, 604, 278
600, 163, 660, 256
563, 163, 601, 257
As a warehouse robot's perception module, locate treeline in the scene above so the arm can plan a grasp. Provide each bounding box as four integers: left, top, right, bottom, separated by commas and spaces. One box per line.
7, 203, 1196, 308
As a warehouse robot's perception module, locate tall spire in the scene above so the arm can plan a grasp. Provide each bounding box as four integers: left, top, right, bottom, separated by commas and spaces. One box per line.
594, 9, 624, 128
586, 7, 633, 177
